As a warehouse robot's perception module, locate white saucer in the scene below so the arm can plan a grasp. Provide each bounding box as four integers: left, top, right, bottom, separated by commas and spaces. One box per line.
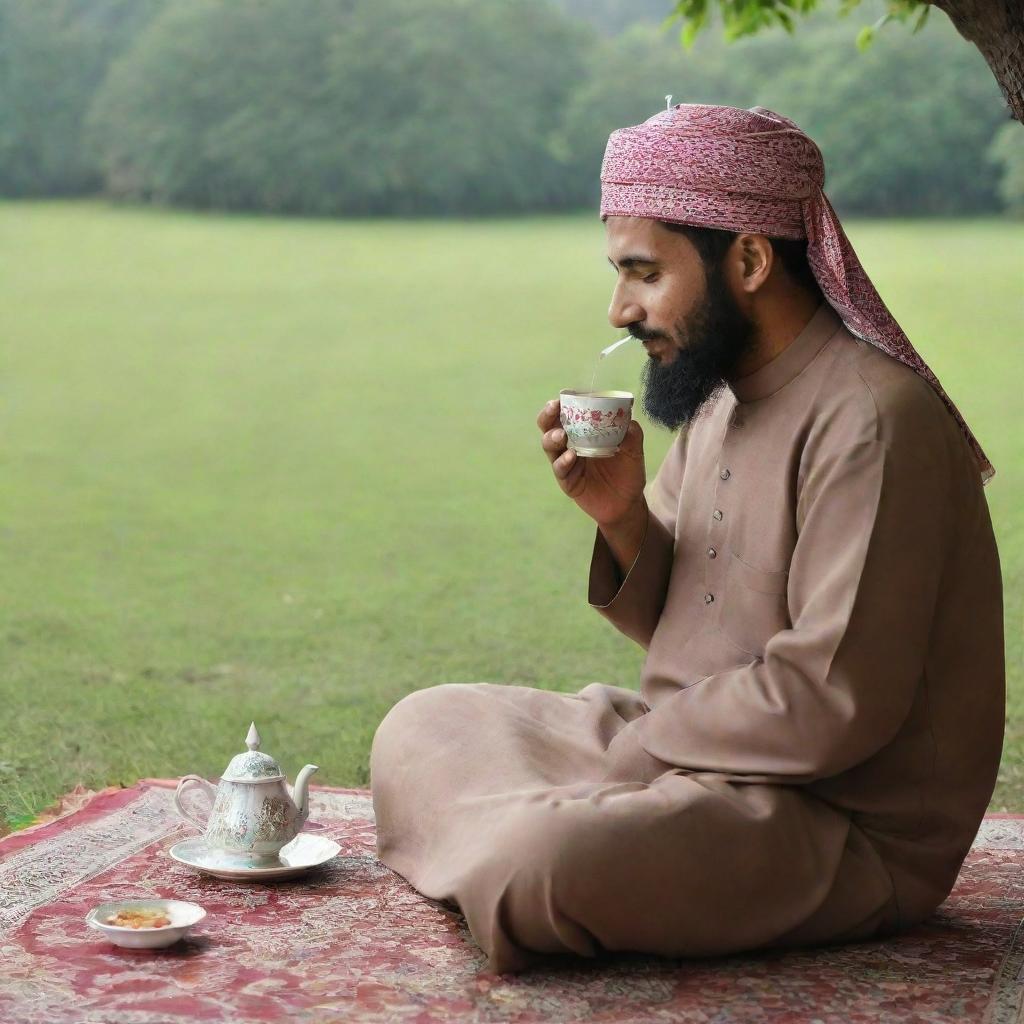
86, 899, 206, 948
169, 833, 340, 881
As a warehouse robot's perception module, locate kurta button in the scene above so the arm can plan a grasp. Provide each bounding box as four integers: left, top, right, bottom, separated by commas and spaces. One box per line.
720, 468, 731, 480
708, 547, 717, 558
704, 592, 714, 604
712, 509, 723, 521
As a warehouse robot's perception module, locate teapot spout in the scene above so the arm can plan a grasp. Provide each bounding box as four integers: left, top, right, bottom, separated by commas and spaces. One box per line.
292, 764, 320, 820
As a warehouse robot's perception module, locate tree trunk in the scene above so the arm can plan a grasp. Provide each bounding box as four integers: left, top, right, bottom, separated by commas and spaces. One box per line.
930, 0, 1024, 123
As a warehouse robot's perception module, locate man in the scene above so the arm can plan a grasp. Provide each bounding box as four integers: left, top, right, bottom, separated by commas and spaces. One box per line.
370, 103, 1004, 975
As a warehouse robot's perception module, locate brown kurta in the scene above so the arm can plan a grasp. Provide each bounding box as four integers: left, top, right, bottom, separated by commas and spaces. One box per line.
370, 302, 1005, 974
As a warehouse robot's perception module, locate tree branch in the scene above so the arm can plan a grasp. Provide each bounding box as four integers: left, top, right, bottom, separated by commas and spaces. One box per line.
927, 0, 1024, 122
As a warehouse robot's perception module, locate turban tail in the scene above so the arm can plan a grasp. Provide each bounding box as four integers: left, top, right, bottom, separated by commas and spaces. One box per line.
600, 104, 994, 485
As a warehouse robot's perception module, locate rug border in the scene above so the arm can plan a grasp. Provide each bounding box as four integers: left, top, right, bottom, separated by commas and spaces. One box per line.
984, 917, 1024, 1024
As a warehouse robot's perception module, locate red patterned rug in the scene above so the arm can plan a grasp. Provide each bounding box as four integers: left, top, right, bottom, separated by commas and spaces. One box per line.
0, 779, 1021, 1023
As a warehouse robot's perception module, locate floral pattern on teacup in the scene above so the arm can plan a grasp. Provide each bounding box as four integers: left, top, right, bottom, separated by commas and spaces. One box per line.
560, 405, 629, 442
561, 406, 628, 425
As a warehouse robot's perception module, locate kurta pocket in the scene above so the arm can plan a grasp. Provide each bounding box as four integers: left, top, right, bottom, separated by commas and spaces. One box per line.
719, 551, 791, 658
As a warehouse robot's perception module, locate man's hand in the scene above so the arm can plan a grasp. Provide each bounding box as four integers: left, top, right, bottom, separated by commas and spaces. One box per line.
537, 398, 648, 576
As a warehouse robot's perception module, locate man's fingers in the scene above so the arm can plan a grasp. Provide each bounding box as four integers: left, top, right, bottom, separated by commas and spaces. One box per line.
541, 426, 567, 463
537, 398, 582, 489
551, 446, 579, 481
536, 398, 561, 432
620, 419, 644, 457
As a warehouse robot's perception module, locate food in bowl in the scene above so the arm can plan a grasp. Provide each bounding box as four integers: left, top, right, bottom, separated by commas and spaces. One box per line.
104, 908, 172, 929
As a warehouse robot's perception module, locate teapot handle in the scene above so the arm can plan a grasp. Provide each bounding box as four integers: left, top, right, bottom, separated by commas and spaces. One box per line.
174, 775, 217, 831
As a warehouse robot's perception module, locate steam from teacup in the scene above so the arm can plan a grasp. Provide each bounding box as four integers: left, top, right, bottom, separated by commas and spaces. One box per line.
600, 335, 634, 358
589, 335, 635, 390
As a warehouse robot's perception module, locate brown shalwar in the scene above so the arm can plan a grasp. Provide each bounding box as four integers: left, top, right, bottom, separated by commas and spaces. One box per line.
370, 302, 1005, 974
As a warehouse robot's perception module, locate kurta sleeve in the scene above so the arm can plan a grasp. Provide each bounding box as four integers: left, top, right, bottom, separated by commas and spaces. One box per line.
588, 429, 687, 649
623, 437, 954, 783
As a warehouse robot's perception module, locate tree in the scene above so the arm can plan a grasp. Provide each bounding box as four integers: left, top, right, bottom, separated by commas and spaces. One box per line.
12, 0, 1003, 216
666, 0, 1023, 124
0, 0, 164, 195
86, 0, 589, 215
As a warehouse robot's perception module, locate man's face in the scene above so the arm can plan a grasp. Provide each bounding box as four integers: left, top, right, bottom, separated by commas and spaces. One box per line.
605, 216, 758, 430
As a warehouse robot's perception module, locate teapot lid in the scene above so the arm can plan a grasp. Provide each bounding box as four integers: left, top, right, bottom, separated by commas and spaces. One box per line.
222, 723, 284, 783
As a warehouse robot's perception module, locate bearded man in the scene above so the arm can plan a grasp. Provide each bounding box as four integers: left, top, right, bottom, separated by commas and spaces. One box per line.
369, 104, 1005, 975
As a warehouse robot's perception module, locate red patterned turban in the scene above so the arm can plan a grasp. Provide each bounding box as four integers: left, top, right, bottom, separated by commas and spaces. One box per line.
601, 103, 994, 485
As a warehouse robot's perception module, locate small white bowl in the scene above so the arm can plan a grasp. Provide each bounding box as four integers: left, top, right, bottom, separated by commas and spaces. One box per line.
86, 899, 207, 949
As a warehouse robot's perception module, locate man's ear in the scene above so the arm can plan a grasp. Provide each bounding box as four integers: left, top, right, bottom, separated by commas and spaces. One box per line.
736, 234, 773, 293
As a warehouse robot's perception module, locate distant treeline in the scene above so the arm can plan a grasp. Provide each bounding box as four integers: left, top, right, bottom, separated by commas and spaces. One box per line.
1, 0, 1021, 216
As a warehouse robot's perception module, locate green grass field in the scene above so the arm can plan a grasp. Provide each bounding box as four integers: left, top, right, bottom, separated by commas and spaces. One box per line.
1, 201, 1021, 827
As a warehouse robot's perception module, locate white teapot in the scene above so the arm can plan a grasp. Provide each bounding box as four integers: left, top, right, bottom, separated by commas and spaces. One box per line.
174, 723, 319, 862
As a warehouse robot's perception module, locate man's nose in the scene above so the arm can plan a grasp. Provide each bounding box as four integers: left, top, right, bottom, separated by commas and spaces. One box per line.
608, 287, 644, 330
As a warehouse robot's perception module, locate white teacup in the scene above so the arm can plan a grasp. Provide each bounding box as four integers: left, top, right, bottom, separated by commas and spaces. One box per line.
559, 389, 634, 458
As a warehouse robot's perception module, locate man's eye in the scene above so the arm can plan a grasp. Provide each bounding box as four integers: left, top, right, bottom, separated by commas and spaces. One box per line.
643, 273, 659, 284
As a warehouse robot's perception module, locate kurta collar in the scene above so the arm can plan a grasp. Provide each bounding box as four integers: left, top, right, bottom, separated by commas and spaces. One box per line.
727, 301, 843, 403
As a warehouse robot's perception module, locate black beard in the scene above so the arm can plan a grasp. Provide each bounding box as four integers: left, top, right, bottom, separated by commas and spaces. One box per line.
635, 263, 758, 431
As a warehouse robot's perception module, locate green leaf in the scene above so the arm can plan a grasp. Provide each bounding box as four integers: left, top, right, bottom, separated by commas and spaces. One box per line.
722, 0, 766, 39
855, 24, 875, 50
889, 0, 924, 17
911, 4, 931, 33
678, 0, 709, 50
680, 19, 701, 50
668, 1, 700, 31
857, 11, 892, 49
